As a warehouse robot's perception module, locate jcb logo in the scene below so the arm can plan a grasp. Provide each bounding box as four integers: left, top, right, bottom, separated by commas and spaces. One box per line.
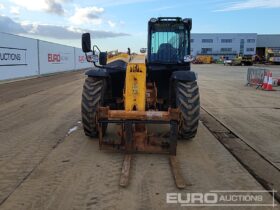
130, 65, 142, 73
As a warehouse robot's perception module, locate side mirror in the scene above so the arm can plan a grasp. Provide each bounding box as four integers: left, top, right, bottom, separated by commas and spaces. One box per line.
82, 33, 91, 53
99, 52, 107, 65
183, 18, 192, 31
188, 19, 192, 31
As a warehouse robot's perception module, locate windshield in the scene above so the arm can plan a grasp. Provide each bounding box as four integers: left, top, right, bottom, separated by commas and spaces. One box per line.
150, 23, 188, 63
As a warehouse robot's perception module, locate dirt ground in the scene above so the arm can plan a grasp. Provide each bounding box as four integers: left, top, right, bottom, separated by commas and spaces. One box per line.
195, 64, 280, 169
0, 67, 279, 210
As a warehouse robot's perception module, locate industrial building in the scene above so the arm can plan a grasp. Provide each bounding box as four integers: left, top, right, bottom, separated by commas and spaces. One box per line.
191, 33, 257, 60
256, 35, 280, 63
191, 33, 280, 62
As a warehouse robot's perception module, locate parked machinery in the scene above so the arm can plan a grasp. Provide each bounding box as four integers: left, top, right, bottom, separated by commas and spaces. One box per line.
266, 48, 280, 64
231, 54, 253, 66
81, 17, 199, 188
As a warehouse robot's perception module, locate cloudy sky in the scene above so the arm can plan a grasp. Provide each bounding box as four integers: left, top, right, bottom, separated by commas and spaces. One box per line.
0, 0, 280, 52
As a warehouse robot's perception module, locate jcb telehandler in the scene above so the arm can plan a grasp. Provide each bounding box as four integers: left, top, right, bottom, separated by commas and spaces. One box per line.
81, 17, 199, 188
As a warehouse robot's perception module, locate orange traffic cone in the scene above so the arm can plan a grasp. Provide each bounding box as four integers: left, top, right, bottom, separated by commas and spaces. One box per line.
265, 72, 274, 91
262, 72, 268, 89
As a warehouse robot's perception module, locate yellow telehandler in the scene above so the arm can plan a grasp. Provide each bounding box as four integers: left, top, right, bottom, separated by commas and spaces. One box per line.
81, 17, 199, 188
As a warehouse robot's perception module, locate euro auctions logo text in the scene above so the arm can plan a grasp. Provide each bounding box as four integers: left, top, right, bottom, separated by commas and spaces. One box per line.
166, 190, 277, 207
48, 53, 69, 63
48, 53, 61, 63
0, 47, 27, 66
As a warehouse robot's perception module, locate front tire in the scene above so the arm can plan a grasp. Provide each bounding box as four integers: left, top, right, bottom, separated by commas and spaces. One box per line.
175, 80, 200, 140
81, 77, 107, 138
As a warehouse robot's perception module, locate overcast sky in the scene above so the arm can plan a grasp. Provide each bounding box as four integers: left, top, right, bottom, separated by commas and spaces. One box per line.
0, 0, 280, 52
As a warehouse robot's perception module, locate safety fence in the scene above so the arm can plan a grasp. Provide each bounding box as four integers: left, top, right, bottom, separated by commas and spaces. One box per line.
246, 67, 268, 88
0, 32, 92, 81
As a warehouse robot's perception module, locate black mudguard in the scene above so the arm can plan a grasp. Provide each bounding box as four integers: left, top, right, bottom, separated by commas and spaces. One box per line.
169, 70, 197, 108
85, 59, 127, 78
85, 68, 109, 78
171, 70, 197, 82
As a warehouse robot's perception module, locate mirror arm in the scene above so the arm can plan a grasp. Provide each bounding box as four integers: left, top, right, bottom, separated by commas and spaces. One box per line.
90, 45, 107, 69
85, 44, 126, 71
84, 45, 105, 68
93, 61, 106, 69
93, 45, 101, 54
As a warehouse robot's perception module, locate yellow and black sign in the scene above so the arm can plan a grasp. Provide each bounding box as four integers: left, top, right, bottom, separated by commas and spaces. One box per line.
125, 63, 146, 111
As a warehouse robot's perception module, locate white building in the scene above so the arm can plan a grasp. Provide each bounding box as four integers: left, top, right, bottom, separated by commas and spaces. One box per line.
191, 33, 257, 60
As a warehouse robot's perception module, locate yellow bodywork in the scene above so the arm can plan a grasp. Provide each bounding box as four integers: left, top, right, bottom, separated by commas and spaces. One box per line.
124, 55, 146, 111
107, 53, 130, 63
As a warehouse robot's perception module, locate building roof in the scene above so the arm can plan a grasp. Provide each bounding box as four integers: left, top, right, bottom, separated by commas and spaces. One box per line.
257, 35, 280, 48
191, 33, 257, 37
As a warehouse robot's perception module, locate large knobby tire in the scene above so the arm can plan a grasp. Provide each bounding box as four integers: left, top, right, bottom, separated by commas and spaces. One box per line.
81, 77, 107, 138
176, 80, 200, 140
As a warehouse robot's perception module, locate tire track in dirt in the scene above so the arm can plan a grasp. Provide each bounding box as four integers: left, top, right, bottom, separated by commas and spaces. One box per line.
0, 128, 125, 210
0, 79, 82, 157
0, 79, 84, 205
119, 153, 178, 210
1, 124, 276, 210
96, 155, 123, 210
0, 127, 84, 210
70, 149, 123, 210
0, 70, 85, 105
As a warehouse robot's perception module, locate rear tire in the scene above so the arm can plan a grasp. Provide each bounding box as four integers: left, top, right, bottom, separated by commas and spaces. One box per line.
175, 80, 200, 140
81, 77, 107, 138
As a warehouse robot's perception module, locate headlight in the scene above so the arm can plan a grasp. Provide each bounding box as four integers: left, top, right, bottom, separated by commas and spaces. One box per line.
184, 55, 193, 62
